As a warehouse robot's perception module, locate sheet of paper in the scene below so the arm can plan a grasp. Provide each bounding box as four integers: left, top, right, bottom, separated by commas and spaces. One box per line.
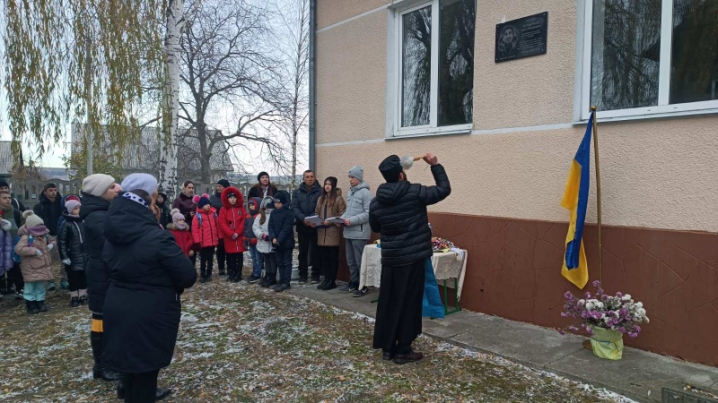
304, 215, 324, 225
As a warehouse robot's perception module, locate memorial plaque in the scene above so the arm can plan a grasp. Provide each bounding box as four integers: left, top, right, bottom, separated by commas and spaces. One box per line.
495, 12, 548, 63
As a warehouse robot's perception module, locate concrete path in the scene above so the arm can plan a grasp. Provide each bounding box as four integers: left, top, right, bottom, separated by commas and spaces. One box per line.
288, 285, 718, 403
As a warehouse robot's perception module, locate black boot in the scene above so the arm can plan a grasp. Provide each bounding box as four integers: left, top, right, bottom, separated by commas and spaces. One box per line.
91, 332, 120, 381
70, 297, 79, 308
36, 300, 48, 312
26, 300, 39, 315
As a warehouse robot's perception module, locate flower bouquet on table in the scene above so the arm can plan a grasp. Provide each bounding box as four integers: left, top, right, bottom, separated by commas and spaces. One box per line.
560, 280, 649, 360
431, 237, 454, 253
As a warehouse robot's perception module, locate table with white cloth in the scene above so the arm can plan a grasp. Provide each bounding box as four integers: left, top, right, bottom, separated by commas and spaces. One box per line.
358, 244, 468, 315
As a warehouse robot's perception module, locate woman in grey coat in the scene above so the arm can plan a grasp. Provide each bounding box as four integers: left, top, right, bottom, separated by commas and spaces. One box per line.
340, 166, 373, 294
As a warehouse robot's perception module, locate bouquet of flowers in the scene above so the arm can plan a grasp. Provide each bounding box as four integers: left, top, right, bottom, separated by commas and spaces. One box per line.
560, 281, 649, 338
431, 237, 454, 252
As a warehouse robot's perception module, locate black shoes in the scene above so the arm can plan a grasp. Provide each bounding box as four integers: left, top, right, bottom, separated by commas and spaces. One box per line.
260, 277, 277, 288
310, 276, 321, 284
70, 297, 80, 308
93, 367, 121, 381
25, 300, 39, 315
36, 300, 48, 312
247, 275, 261, 284
273, 283, 291, 292
393, 351, 424, 365
117, 382, 173, 401
318, 281, 337, 291
298, 275, 308, 285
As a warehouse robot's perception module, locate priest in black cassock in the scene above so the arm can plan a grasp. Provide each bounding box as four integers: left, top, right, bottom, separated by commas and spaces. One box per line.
369, 153, 451, 364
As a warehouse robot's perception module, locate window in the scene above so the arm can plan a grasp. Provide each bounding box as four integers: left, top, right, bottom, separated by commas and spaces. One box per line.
581, 0, 718, 120
391, 0, 475, 137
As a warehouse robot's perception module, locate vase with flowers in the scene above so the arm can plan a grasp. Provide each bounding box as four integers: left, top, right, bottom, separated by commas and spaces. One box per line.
560, 280, 650, 360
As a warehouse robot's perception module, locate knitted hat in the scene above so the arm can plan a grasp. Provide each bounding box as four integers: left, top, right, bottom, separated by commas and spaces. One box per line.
273, 191, 289, 205
257, 171, 269, 182
226, 191, 237, 199
23, 211, 44, 228
121, 173, 158, 196
0, 179, 8, 188
379, 155, 403, 183
201, 193, 210, 199
65, 200, 81, 214
171, 208, 185, 224
217, 179, 230, 188
198, 196, 210, 209
82, 174, 116, 197
348, 166, 364, 181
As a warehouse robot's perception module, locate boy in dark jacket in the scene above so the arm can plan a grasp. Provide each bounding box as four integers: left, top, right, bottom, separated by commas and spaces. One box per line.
245, 197, 262, 283
58, 199, 88, 307
268, 191, 294, 292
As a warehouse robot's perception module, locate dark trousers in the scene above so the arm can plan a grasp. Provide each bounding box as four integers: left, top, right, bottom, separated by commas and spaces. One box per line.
123, 370, 159, 403
226, 253, 243, 279
372, 259, 426, 354
216, 240, 226, 273
65, 267, 87, 291
316, 245, 339, 284
297, 232, 318, 278
275, 248, 293, 285
9, 263, 24, 291
263, 253, 277, 279
199, 247, 215, 277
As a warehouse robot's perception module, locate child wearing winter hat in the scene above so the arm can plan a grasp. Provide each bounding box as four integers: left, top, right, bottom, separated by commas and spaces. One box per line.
192, 196, 219, 283
268, 191, 294, 292
254, 196, 277, 288
14, 211, 56, 314
244, 197, 263, 283
218, 187, 246, 283
58, 199, 88, 307
168, 208, 195, 259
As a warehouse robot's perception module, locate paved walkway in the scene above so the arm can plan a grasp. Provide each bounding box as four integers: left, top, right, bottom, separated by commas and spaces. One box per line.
288, 284, 718, 403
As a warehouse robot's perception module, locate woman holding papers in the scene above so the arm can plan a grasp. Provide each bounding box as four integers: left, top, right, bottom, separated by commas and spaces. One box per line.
310, 177, 347, 290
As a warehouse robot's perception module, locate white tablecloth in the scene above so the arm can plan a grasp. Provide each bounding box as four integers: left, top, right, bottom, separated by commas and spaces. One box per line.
358, 244, 468, 300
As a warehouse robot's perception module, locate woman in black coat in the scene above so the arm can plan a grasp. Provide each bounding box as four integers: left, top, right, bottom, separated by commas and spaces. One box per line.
79, 174, 122, 382
102, 175, 196, 403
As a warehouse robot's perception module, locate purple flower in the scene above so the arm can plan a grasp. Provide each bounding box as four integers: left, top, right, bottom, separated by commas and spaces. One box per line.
592, 280, 601, 288
564, 291, 573, 299
616, 292, 623, 298
618, 327, 626, 334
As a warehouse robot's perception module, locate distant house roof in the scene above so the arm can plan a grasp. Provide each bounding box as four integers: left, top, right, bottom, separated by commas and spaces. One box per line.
0, 141, 12, 175
70, 123, 233, 178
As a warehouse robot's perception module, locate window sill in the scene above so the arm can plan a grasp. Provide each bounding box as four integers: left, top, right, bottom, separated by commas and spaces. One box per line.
576, 105, 718, 124
388, 127, 472, 140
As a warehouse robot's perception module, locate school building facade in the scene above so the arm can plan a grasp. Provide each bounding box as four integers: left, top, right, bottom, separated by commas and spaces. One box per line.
312, 0, 718, 366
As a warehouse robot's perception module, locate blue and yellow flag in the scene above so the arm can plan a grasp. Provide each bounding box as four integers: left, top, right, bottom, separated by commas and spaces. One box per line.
560, 112, 593, 289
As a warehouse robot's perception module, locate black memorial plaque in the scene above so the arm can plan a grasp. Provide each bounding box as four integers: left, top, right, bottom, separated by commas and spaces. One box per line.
495, 12, 548, 63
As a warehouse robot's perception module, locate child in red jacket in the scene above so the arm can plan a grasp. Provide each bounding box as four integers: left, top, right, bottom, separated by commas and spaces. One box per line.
168, 209, 195, 259
218, 187, 246, 283
192, 196, 219, 283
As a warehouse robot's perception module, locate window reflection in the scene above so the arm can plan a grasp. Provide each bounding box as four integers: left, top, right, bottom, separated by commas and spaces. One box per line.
438, 0, 475, 126
402, 6, 432, 127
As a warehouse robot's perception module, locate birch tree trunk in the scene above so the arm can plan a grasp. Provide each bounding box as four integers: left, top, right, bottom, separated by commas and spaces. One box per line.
158, 0, 185, 199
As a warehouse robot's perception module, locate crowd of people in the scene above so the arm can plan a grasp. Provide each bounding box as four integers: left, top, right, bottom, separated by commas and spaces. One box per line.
0, 153, 450, 401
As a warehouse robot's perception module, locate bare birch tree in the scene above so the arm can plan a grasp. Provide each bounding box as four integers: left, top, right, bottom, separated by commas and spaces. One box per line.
178, 0, 287, 184
274, 0, 310, 190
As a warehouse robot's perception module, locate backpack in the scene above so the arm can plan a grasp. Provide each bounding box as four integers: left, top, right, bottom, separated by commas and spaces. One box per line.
195, 211, 218, 228
11, 233, 49, 263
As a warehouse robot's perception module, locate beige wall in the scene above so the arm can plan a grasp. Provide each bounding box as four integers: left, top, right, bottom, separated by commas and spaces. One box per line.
317, 0, 390, 30
315, 0, 718, 233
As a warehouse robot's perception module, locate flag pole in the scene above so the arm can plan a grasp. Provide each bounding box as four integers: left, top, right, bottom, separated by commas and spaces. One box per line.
590, 105, 602, 282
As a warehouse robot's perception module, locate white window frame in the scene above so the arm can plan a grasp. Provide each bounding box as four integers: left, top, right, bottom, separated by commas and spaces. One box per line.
386, 0, 473, 139
575, 0, 718, 122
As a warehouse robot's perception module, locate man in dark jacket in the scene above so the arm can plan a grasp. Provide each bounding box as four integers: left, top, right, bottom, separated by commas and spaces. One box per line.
369, 153, 450, 365
103, 174, 196, 402
269, 191, 295, 292
210, 179, 229, 275
79, 174, 122, 382
290, 170, 321, 284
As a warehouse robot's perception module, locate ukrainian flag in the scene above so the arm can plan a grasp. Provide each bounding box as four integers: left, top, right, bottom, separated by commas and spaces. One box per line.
560, 112, 593, 289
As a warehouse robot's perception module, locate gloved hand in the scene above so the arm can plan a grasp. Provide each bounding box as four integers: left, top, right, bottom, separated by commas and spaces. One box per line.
261, 234, 269, 241
35, 249, 44, 257
1, 219, 11, 232
47, 243, 55, 251
62, 259, 72, 266
231, 233, 239, 240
